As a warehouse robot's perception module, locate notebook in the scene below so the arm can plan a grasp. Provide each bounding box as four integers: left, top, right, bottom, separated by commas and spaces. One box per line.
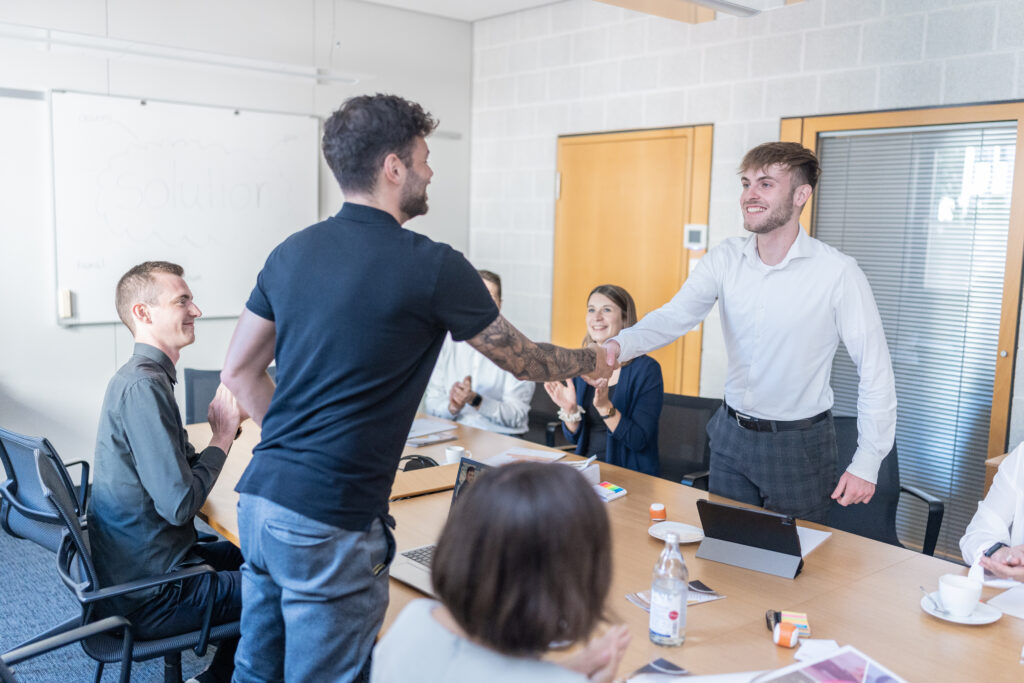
389, 457, 492, 596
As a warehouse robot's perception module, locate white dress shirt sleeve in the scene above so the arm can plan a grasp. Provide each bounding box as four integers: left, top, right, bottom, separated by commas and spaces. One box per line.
423, 336, 457, 419
611, 251, 721, 363
473, 376, 534, 433
833, 262, 897, 483
960, 445, 1024, 566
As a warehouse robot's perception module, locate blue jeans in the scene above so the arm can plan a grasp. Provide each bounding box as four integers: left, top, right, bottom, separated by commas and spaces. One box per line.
233, 494, 395, 683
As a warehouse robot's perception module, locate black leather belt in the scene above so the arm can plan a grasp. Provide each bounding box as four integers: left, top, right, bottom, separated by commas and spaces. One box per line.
725, 404, 830, 433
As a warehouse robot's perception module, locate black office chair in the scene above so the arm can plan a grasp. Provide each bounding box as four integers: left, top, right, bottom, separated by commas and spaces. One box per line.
184, 367, 275, 425
827, 416, 944, 556
520, 382, 569, 449
36, 450, 241, 683
656, 394, 722, 490
0, 427, 90, 650
1, 616, 132, 683
0, 427, 88, 551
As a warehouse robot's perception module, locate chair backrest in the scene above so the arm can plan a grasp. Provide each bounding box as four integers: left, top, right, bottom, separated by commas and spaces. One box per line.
826, 415, 902, 547
35, 450, 100, 598
521, 382, 562, 446
657, 394, 722, 483
0, 427, 80, 551
184, 366, 276, 424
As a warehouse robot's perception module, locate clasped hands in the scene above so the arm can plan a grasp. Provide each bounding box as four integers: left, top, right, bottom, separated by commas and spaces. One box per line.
448, 375, 477, 416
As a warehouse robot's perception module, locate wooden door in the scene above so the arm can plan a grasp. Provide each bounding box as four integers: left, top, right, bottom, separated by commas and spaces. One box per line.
552, 127, 712, 394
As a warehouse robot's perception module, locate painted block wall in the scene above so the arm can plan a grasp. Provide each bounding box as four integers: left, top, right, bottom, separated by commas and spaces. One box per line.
468, 0, 1024, 452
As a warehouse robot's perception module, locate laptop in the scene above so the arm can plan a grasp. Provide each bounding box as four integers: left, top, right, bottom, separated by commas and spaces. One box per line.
389, 456, 492, 596
694, 499, 805, 579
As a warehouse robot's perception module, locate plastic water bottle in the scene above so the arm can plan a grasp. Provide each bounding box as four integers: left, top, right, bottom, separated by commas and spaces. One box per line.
649, 532, 687, 646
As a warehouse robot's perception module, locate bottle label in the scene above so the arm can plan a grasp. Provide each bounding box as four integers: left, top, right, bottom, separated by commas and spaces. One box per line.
649, 587, 685, 638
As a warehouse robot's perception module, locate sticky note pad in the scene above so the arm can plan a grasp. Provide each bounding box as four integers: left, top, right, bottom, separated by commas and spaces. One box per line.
593, 481, 627, 502
780, 611, 811, 637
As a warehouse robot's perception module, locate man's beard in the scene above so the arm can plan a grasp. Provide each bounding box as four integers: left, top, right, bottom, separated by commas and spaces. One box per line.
399, 171, 429, 220
743, 190, 795, 235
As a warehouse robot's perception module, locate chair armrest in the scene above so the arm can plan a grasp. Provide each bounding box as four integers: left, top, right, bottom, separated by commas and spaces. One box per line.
900, 484, 944, 557
2, 616, 131, 667
76, 564, 216, 605
545, 421, 559, 448
0, 480, 60, 525
79, 563, 221, 656
63, 459, 90, 511
682, 470, 710, 491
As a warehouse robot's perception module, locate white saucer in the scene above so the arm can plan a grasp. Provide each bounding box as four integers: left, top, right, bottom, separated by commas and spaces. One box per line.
920, 592, 1002, 625
648, 521, 704, 543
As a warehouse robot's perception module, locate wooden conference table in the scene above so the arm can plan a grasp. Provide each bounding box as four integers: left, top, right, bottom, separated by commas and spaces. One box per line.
186, 419, 1024, 680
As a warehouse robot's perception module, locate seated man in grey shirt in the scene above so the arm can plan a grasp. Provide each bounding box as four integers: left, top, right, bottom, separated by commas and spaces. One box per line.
89, 261, 242, 683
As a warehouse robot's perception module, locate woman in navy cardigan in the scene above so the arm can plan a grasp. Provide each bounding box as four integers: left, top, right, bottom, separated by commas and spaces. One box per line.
545, 285, 663, 476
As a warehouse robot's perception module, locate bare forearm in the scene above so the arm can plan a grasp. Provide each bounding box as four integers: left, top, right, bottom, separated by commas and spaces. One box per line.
227, 371, 274, 426
468, 315, 596, 381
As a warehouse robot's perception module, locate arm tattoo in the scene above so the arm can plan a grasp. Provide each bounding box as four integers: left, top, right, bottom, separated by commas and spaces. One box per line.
467, 315, 596, 382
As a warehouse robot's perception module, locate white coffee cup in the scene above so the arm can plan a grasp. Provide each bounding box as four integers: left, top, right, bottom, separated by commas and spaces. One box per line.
445, 445, 471, 465
938, 574, 982, 617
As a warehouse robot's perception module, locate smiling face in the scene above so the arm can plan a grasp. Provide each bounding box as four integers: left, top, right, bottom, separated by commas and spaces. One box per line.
739, 163, 804, 235
137, 272, 201, 359
398, 136, 433, 221
586, 292, 625, 344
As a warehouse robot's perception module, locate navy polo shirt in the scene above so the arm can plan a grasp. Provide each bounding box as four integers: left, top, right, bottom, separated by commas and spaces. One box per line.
237, 203, 498, 530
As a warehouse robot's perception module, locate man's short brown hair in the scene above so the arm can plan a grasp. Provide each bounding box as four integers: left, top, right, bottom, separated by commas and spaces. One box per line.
115, 261, 184, 333
740, 141, 821, 190
432, 462, 612, 656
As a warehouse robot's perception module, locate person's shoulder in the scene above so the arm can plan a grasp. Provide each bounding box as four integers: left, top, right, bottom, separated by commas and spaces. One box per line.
804, 233, 859, 269
630, 354, 662, 373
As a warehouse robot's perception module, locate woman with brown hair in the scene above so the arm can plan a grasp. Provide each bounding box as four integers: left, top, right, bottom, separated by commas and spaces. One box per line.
545, 284, 664, 475
371, 462, 630, 682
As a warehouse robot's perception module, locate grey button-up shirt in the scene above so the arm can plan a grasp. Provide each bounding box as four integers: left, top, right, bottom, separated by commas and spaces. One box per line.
89, 343, 226, 613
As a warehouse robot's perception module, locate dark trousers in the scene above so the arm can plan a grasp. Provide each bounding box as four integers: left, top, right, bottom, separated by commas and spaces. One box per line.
706, 406, 837, 524
128, 541, 243, 682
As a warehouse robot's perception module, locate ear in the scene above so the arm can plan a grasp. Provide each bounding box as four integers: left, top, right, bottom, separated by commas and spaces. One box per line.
793, 183, 813, 208
380, 152, 405, 187
131, 302, 151, 326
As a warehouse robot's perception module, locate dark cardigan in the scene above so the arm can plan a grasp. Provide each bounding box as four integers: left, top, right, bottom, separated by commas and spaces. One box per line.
563, 354, 663, 476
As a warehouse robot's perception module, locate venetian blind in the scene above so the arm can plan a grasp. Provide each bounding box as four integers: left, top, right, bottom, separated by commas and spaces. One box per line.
815, 122, 1016, 560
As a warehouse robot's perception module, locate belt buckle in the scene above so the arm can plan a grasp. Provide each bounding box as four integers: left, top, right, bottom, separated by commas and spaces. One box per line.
735, 411, 754, 429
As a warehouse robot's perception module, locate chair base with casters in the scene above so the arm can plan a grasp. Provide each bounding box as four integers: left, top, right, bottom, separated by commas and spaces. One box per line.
35, 449, 241, 683
1, 615, 132, 683
828, 416, 944, 556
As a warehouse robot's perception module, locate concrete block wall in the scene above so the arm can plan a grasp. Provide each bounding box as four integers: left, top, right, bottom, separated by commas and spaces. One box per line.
469, 0, 1024, 403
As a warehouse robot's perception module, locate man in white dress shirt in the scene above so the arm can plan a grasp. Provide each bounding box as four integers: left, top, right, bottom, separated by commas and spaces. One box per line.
424, 270, 535, 434
606, 142, 897, 523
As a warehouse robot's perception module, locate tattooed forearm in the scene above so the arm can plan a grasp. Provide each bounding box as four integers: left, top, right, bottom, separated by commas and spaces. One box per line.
467, 315, 596, 381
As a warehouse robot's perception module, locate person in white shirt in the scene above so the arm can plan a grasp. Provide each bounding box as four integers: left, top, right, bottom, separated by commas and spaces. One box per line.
604, 142, 897, 524
371, 462, 630, 683
424, 270, 535, 434
961, 442, 1024, 580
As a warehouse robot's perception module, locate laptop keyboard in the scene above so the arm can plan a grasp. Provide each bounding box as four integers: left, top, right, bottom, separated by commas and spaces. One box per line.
402, 545, 435, 567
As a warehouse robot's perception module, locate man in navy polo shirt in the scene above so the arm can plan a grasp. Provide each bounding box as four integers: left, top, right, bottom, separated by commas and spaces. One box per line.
221, 93, 612, 683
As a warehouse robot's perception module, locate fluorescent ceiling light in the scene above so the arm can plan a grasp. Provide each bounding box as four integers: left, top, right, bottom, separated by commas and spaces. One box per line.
0, 22, 364, 85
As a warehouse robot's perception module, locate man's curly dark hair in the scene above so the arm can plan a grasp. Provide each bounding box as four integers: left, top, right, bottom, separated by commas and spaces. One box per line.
322, 94, 438, 194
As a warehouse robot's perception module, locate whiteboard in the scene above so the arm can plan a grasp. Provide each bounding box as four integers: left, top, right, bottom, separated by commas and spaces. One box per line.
51, 91, 319, 324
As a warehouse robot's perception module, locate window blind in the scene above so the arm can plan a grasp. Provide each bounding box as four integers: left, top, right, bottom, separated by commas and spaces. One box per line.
815, 122, 1015, 560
